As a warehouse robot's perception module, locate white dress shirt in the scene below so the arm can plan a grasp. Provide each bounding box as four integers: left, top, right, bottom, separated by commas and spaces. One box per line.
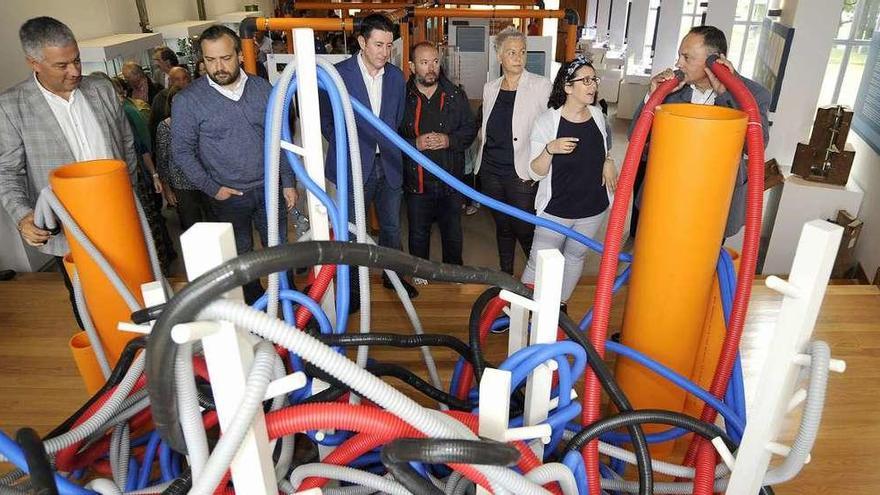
35, 73, 111, 162
207, 71, 249, 102
356, 53, 384, 154
690, 85, 717, 105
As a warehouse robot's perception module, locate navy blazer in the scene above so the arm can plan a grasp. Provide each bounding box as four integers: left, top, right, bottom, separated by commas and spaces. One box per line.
320, 54, 406, 188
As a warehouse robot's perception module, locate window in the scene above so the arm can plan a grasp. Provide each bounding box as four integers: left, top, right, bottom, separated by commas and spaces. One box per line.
643, 0, 661, 62
680, 0, 709, 42
728, 0, 769, 78
819, 0, 879, 107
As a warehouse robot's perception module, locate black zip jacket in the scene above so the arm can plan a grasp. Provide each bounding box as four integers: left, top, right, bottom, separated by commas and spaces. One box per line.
400, 76, 477, 195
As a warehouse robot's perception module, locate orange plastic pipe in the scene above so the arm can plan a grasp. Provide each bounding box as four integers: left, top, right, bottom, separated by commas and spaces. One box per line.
242, 17, 355, 74
439, 0, 538, 5
70, 332, 105, 395
614, 104, 747, 450
50, 160, 152, 365
294, 1, 416, 10
414, 7, 563, 18
675, 249, 741, 451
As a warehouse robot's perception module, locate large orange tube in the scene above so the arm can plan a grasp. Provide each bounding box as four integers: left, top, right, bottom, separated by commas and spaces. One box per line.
50, 160, 152, 365
614, 104, 746, 450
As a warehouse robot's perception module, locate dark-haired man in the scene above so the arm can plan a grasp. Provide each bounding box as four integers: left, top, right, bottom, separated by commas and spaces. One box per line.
400, 41, 477, 267
320, 13, 418, 297
629, 25, 771, 239
171, 25, 296, 303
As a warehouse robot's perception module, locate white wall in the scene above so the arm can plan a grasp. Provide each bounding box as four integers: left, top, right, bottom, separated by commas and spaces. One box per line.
766, 0, 843, 168
850, 135, 880, 280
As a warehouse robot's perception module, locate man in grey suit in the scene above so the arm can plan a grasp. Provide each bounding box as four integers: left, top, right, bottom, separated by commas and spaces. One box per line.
629, 25, 771, 240
0, 17, 138, 327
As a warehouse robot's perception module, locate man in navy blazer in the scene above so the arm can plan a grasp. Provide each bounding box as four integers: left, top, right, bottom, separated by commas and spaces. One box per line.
320, 14, 418, 297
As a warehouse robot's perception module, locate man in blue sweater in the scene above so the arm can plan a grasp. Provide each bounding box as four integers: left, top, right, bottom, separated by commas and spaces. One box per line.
172, 25, 297, 303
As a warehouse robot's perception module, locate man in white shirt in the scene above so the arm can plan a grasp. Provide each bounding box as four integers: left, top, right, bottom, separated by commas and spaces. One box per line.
629, 25, 771, 239
0, 16, 138, 328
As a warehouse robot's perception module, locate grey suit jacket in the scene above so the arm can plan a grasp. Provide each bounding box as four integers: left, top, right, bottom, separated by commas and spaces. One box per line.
0, 74, 138, 256
629, 76, 771, 238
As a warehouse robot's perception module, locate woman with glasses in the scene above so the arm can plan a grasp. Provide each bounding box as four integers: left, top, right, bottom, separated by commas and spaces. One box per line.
522, 55, 617, 310
475, 27, 553, 275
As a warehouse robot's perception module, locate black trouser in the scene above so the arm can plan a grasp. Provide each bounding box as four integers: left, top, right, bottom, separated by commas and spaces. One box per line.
630, 158, 648, 239
480, 171, 537, 274
406, 191, 463, 265
173, 187, 213, 232
209, 186, 292, 304
56, 256, 84, 330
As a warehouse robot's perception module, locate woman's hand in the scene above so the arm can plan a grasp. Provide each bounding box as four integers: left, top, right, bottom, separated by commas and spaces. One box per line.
546, 137, 579, 155
162, 186, 178, 207
602, 158, 618, 193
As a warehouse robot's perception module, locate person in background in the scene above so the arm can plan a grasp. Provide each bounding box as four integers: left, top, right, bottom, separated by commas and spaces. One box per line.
522, 56, 616, 312
475, 27, 552, 275
172, 25, 297, 303
150, 66, 191, 147
0, 17, 138, 328
110, 75, 177, 273
400, 41, 477, 269
155, 86, 211, 231
195, 59, 208, 78
151, 46, 179, 88
319, 13, 418, 298
121, 60, 162, 107
628, 25, 770, 241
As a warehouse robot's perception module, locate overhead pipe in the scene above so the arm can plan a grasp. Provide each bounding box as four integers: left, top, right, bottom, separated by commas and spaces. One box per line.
239, 16, 355, 74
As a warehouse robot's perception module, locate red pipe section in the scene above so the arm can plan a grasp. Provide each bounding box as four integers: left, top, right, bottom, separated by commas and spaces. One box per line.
454, 296, 508, 399
294, 264, 337, 329
683, 57, 765, 494
579, 74, 684, 495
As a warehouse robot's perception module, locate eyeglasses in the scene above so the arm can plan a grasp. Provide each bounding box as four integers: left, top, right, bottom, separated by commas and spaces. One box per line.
568, 76, 601, 87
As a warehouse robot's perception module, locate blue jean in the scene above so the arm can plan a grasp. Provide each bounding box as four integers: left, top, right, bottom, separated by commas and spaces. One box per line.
209, 186, 289, 304
349, 156, 402, 250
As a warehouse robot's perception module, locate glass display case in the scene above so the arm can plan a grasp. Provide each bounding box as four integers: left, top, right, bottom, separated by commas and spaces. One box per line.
79, 32, 164, 78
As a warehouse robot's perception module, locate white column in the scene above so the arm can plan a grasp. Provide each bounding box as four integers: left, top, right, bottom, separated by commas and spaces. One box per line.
628, 0, 651, 65
588, 0, 600, 26
766, 0, 844, 168
609, 0, 630, 49
596, 0, 613, 41
653, 0, 685, 71
705, 0, 738, 42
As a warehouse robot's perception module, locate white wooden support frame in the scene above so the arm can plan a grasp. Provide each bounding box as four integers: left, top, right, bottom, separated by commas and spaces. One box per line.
726, 220, 844, 494
523, 249, 565, 459
180, 223, 277, 494
291, 28, 336, 328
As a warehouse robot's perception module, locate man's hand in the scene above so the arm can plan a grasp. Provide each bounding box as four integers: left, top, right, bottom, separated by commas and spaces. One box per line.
162, 186, 178, 207
704, 54, 735, 95
214, 186, 244, 201
17, 212, 50, 247
428, 133, 450, 150
650, 68, 685, 95
602, 158, 618, 194
151, 174, 164, 194
283, 187, 298, 211
415, 134, 433, 151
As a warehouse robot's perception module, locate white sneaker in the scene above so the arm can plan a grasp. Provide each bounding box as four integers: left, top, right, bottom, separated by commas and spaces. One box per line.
412, 277, 429, 286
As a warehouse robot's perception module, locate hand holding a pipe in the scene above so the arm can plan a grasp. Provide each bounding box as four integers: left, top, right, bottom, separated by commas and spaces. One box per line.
650, 68, 686, 95
17, 212, 50, 246
283, 187, 298, 211
703, 54, 736, 96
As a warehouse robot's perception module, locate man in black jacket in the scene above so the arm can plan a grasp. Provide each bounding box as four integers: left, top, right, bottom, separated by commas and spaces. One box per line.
400, 41, 477, 266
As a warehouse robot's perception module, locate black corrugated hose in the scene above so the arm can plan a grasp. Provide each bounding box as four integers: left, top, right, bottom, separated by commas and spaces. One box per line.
147, 241, 530, 453
381, 438, 520, 495
14, 428, 57, 495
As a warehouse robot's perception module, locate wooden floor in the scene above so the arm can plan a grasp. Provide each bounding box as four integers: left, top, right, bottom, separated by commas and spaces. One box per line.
1, 273, 878, 494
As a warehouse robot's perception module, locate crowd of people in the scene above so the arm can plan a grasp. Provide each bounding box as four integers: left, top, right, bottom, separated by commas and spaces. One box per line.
0, 13, 769, 323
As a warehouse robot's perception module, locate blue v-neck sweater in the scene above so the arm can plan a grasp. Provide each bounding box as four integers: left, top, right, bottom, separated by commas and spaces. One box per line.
171, 76, 293, 197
